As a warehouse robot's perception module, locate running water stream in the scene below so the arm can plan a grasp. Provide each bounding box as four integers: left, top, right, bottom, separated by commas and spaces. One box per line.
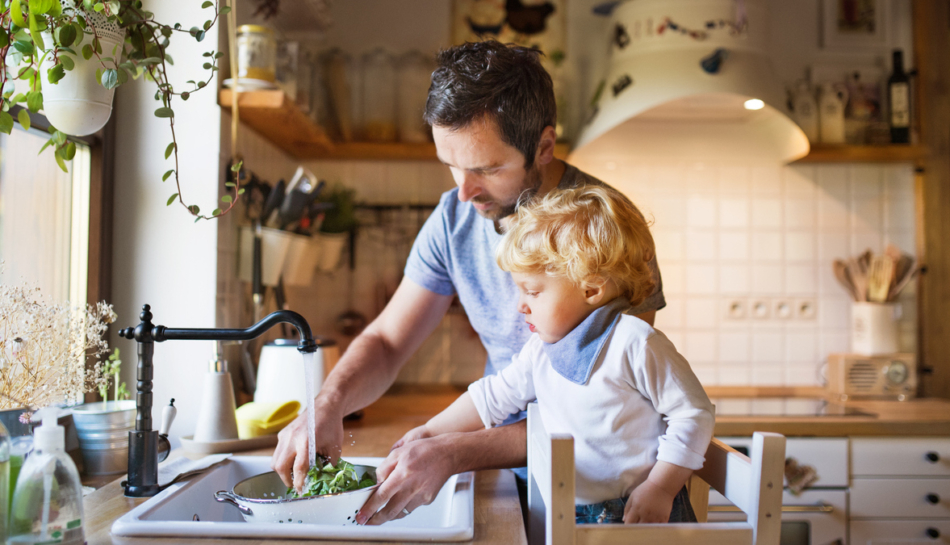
302, 352, 317, 475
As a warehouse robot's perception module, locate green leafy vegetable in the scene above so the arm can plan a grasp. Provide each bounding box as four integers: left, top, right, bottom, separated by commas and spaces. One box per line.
288, 459, 376, 498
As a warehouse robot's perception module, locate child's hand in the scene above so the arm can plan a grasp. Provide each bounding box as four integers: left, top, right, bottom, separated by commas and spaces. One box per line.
390, 425, 432, 451
623, 480, 675, 523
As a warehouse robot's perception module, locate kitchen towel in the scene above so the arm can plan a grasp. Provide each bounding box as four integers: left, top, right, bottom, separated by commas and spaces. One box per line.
158, 453, 232, 489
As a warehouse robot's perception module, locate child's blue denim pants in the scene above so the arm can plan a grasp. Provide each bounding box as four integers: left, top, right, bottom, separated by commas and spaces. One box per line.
575, 486, 697, 524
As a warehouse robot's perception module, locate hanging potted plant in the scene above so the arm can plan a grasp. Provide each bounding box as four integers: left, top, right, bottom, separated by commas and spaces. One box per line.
0, 0, 245, 220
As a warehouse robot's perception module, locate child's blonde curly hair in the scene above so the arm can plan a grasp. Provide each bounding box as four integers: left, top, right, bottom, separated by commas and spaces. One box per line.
496, 185, 656, 307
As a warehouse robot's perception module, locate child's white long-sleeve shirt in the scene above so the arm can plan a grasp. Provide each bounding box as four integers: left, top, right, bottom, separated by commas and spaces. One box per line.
468, 311, 715, 505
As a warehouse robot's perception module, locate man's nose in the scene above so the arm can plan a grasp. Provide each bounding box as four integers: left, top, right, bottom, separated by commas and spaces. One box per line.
456, 172, 481, 202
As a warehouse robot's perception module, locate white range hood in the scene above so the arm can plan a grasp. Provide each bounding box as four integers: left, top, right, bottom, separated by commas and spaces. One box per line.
570, 0, 809, 165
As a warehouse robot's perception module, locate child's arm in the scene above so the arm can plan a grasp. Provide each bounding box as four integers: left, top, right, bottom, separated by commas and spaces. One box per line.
425, 392, 484, 436
624, 461, 694, 523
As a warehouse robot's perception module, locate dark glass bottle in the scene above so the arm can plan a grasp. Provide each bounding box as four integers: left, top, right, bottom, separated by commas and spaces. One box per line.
888, 49, 911, 144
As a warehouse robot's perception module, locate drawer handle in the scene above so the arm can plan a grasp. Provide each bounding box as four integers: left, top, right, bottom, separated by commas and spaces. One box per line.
926, 527, 940, 539
926, 493, 941, 505
708, 502, 834, 514
926, 451, 940, 463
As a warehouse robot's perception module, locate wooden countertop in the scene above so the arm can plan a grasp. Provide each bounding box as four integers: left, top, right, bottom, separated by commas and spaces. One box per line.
82, 386, 526, 545
82, 386, 950, 543
705, 386, 950, 437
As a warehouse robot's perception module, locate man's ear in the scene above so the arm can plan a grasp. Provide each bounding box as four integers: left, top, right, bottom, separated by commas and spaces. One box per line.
535, 126, 557, 166
584, 278, 610, 306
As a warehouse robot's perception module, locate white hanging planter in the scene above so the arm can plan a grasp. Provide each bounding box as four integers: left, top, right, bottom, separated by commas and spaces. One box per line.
39, 5, 126, 136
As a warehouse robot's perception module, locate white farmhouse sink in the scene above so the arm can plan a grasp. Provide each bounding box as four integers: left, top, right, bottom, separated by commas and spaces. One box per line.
112, 456, 474, 541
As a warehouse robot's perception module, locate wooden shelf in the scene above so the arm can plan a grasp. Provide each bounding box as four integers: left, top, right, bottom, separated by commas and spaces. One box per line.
220, 89, 571, 161
219, 89, 333, 157
795, 144, 928, 163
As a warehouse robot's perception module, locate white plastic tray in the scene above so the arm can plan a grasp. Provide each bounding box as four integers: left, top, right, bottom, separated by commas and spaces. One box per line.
112, 456, 475, 541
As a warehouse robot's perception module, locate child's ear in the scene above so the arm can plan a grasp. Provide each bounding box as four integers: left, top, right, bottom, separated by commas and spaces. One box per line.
583, 278, 610, 305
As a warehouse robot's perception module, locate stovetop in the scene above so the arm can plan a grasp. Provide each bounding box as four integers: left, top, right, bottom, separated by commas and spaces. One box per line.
711, 397, 876, 417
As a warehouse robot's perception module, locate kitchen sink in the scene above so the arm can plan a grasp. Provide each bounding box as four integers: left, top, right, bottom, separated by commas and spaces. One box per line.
112, 456, 475, 541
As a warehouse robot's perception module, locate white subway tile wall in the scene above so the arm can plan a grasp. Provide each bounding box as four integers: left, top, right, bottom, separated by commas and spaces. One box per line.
224, 125, 917, 387
587, 161, 917, 387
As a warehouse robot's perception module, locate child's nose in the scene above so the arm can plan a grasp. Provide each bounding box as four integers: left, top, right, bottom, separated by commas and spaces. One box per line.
517, 299, 529, 314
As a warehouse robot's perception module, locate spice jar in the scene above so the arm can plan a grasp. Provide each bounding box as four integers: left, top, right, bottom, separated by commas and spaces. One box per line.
397, 51, 435, 143
237, 25, 277, 82
361, 48, 397, 142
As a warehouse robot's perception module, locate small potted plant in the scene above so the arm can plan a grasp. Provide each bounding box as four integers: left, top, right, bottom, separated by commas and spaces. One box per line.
0, 0, 244, 221
315, 183, 358, 272
71, 347, 135, 475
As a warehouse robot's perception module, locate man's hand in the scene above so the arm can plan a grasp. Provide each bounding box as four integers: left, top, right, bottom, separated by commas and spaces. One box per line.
270, 401, 344, 494
357, 433, 458, 525
623, 480, 675, 523
390, 425, 432, 451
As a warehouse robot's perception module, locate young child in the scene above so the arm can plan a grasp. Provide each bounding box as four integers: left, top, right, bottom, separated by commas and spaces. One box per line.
414, 185, 714, 524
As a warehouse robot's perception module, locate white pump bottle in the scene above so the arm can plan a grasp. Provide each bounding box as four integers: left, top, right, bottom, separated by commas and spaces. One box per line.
7, 408, 84, 545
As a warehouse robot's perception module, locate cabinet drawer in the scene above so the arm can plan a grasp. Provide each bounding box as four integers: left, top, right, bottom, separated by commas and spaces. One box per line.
852, 438, 950, 477
718, 437, 849, 487
851, 520, 950, 544
851, 478, 950, 519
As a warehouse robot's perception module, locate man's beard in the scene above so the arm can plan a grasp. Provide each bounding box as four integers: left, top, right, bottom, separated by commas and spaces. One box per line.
475, 163, 544, 222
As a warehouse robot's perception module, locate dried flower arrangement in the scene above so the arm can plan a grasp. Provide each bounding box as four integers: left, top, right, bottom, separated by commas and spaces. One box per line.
0, 279, 116, 411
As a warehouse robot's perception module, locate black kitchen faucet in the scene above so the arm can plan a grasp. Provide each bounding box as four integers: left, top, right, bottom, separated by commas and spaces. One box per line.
118, 304, 318, 497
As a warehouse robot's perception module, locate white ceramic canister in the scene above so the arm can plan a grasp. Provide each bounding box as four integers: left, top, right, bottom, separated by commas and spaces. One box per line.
851, 301, 901, 356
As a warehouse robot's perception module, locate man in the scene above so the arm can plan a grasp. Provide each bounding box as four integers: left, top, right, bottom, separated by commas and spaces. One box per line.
271, 40, 665, 525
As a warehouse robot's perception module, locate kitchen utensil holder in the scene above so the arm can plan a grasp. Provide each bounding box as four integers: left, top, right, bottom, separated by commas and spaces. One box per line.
851, 302, 901, 355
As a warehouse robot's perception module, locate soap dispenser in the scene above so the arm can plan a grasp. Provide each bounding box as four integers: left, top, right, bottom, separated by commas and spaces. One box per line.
193, 343, 240, 443
8, 408, 84, 545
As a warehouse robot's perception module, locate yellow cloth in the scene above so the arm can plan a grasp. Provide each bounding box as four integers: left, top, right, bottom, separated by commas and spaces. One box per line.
235, 401, 301, 439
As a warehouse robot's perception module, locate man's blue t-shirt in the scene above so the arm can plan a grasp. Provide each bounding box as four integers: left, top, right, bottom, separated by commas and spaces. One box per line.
403, 163, 666, 380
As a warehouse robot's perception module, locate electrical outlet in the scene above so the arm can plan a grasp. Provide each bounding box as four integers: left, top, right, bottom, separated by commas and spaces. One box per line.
751, 299, 770, 320
773, 299, 793, 319
724, 299, 746, 319
796, 298, 817, 320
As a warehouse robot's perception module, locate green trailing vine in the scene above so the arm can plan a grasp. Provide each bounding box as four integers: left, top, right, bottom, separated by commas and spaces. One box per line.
0, 0, 243, 221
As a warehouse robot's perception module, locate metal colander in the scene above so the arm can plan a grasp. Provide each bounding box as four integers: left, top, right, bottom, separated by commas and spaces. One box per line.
214, 465, 379, 525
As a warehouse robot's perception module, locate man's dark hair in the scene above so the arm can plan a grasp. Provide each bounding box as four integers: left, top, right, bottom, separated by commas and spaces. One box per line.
424, 41, 556, 168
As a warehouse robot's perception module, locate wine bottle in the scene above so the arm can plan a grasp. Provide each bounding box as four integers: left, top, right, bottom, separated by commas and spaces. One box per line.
888, 49, 911, 144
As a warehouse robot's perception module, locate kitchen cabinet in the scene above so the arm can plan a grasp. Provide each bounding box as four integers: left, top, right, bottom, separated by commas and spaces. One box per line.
709, 437, 850, 545
850, 437, 950, 543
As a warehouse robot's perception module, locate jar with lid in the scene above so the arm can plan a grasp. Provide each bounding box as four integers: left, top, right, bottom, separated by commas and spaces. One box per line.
361, 48, 397, 142
321, 49, 358, 142
396, 51, 435, 143
237, 25, 277, 83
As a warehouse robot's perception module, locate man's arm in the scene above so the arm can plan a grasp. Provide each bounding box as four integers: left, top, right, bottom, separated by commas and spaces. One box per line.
358, 419, 527, 525
271, 277, 453, 490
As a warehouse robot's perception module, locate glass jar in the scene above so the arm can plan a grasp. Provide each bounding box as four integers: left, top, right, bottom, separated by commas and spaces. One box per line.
361, 48, 397, 142
237, 25, 277, 82
397, 51, 435, 143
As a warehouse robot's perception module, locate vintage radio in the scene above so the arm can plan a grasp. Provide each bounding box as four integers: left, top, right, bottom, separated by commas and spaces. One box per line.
827, 353, 917, 401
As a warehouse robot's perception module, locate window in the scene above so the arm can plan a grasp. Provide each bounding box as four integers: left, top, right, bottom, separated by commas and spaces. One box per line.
0, 127, 92, 306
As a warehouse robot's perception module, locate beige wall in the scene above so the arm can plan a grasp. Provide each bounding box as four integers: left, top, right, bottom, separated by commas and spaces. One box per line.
111, 0, 222, 438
